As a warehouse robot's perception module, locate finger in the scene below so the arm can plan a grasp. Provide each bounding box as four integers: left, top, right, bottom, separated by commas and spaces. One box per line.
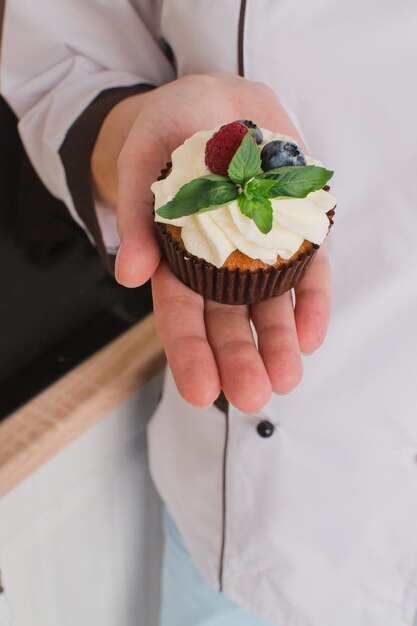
115, 131, 165, 287
251, 291, 303, 395
294, 243, 332, 355
205, 301, 272, 414
152, 261, 221, 408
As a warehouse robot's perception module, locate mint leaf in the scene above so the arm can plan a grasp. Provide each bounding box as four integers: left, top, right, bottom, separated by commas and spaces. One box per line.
156, 175, 239, 219
258, 165, 333, 198
238, 194, 273, 234
244, 177, 277, 198
228, 131, 261, 184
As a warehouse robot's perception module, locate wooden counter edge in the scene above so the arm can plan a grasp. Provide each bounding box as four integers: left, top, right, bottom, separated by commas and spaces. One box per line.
0, 313, 166, 498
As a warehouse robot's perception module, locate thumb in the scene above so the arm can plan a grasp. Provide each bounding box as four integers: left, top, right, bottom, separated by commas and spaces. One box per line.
115, 140, 164, 288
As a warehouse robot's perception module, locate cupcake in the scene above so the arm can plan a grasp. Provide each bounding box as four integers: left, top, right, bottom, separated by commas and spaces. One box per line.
151, 121, 336, 305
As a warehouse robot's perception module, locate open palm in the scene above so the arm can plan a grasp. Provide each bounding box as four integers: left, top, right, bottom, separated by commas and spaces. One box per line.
97, 73, 332, 413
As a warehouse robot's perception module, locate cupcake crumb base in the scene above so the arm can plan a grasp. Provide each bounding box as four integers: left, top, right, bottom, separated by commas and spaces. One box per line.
156, 222, 321, 305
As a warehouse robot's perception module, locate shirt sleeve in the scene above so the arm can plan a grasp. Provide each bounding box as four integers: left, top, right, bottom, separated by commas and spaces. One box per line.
0, 0, 176, 269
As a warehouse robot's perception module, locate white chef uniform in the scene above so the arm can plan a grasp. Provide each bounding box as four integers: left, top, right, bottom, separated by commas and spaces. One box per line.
1, 1, 417, 624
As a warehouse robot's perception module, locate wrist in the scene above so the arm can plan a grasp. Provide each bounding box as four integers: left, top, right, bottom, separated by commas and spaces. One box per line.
91, 91, 149, 205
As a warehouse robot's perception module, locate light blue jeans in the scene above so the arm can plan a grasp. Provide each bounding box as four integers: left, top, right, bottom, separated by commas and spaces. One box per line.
160, 510, 417, 626
160, 509, 274, 625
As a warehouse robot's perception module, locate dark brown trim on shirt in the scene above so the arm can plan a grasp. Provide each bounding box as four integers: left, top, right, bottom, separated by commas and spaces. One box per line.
214, 387, 230, 588
237, 0, 248, 77
217, 3, 249, 586
219, 411, 230, 591
0, 1, 6, 45
214, 391, 228, 415
59, 83, 154, 273
214, 388, 230, 587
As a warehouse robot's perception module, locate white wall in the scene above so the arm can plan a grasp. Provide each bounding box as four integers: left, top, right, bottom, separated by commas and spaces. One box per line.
0, 373, 164, 626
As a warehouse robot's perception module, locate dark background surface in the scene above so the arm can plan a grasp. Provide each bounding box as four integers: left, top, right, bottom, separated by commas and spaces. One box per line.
0, 97, 153, 420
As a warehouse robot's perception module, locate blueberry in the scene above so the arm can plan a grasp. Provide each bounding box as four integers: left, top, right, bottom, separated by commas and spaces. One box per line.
236, 119, 263, 145
261, 140, 307, 171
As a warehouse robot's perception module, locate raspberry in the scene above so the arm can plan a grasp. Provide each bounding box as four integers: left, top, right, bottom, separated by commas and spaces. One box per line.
205, 122, 251, 176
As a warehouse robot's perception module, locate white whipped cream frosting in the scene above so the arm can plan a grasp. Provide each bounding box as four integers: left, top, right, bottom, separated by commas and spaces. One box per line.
152, 128, 336, 268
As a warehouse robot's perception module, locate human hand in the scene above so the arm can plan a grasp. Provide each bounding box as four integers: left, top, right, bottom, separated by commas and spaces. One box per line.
152, 245, 331, 412
92, 73, 332, 412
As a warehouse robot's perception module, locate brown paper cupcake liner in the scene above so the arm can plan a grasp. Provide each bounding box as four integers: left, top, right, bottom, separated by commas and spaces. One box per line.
155, 165, 335, 305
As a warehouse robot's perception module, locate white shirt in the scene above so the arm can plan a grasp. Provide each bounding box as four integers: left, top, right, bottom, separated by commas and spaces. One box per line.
2, 1, 417, 624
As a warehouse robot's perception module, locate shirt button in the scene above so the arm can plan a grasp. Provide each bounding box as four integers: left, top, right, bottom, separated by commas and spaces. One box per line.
256, 420, 275, 438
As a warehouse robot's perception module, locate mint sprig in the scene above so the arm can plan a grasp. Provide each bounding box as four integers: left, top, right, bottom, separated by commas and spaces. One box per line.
156, 130, 334, 234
